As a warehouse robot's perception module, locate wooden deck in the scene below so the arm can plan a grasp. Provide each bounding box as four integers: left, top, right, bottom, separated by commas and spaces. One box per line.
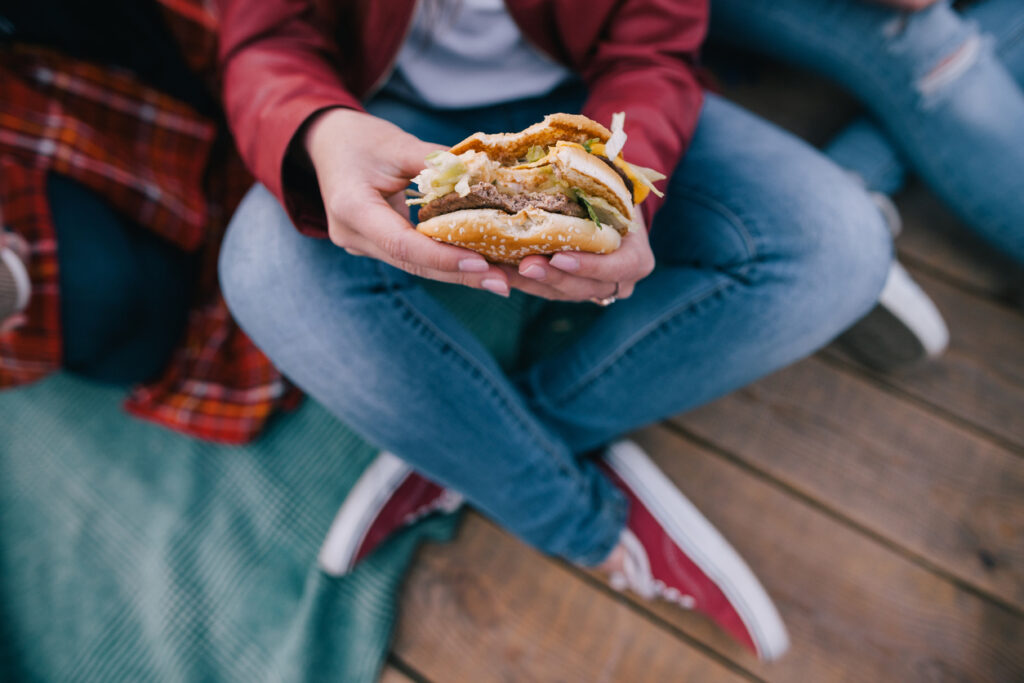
384, 65, 1024, 682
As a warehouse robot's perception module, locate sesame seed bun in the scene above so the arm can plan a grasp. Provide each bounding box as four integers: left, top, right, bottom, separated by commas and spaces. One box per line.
549, 144, 633, 222
416, 208, 622, 265
449, 113, 612, 164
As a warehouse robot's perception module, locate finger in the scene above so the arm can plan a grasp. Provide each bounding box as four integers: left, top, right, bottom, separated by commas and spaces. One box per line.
341, 235, 510, 294
394, 139, 447, 179
329, 189, 511, 293
502, 268, 580, 301
515, 256, 614, 300
504, 265, 620, 302
332, 217, 510, 294
330, 227, 510, 295
369, 245, 510, 295
352, 193, 500, 276
387, 191, 410, 218
347, 221, 510, 294
548, 229, 654, 284
324, 210, 376, 254
331, 188, 489, 272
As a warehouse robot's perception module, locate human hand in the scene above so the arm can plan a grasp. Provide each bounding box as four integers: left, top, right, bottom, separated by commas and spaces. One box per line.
304, 108, 511, 295
866, 0, 940, 10
503, 213, 655, 302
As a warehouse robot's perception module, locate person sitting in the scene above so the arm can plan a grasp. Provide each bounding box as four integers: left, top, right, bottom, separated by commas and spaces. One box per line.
214, 0, 896, 659
710, 0, 1024, 367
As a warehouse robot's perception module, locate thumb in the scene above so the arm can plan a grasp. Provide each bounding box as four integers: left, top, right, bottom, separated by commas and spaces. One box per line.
396, 139, 447, 179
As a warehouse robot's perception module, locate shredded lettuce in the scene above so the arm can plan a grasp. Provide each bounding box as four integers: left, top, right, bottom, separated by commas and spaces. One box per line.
605, 112, 627, 160
582, 138, 601, 154
573, 188, 602, 226
525, 145, 548, 163
407, 150, 498, 205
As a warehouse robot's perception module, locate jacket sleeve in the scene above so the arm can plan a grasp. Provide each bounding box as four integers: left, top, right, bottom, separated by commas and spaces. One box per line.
579, 0, 708, 225
216, 0, 361, 235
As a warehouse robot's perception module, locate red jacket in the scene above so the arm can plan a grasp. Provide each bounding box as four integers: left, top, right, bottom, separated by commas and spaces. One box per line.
217, 0, 708, 232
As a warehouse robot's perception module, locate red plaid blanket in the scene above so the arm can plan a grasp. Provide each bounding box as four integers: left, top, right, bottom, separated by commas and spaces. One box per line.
0, 7, 300, 443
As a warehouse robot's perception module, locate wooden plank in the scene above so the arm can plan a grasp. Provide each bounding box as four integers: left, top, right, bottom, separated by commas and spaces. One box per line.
392, 514, 751, 683
616, 426, 1024, 682
716, 61, 860, 147
672, 355, 1024, 610
830, 266, 1024, 450
379, 664, 417, 683
721, 65, 1024, 446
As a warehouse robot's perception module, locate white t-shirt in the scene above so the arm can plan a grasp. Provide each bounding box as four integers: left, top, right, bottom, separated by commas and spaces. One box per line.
393, 0, 572, 109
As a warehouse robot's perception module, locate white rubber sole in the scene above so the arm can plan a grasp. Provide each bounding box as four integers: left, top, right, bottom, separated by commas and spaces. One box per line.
1, 245, 31, 313
842, 262, 949, 370
605, 440, 791, 661
877, 262, 948, 358
318, 451, 412, 576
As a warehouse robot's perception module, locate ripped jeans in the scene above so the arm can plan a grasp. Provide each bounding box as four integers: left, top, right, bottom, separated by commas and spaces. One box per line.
711, 0, 1024, 265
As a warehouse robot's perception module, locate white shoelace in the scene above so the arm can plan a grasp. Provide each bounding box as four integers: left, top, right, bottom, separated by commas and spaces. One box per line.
400, 488, 464, 526
609, 529, 696, 609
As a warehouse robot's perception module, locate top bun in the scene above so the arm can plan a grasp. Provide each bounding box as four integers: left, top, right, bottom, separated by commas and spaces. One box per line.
549, 144, 633, 221
449, 113, 613, 164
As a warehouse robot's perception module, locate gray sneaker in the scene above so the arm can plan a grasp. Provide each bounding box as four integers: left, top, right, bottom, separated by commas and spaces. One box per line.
840, 261, 949, 370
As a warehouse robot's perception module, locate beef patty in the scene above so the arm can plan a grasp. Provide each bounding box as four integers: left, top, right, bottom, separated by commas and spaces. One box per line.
418, 183, 587, 222
595, 154, 634, 197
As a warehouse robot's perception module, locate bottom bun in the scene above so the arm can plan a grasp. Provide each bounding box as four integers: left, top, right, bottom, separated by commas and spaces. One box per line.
416, 208, 621, 264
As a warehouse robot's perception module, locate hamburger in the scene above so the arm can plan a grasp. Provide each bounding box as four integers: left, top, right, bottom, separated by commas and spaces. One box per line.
408, 113, 666, 264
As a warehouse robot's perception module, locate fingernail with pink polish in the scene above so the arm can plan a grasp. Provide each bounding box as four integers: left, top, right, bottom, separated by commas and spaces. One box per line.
459, 258, 489, 273
481, 278, 509, 297
521, 264, 545, 280
550, 253, 579, 272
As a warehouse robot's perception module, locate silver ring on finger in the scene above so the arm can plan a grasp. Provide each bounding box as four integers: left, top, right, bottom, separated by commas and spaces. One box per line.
590, 282, 619, 307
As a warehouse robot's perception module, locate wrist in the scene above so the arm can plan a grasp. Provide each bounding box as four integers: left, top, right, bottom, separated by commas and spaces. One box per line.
302, 107, 362, 167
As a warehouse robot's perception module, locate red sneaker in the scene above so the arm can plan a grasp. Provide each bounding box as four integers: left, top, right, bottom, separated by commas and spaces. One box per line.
318, 451, 463, 576
598, 440, 790, 661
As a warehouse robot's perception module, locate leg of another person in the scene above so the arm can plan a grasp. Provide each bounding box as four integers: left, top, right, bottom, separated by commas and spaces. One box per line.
517, 94, 893, 452
710, 0, 1024, 264
971, 0, 1024, 80
826, 0, 1024, 197
47, 173, 195, 384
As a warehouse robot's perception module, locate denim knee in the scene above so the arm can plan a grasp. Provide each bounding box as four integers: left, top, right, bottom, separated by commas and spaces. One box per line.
218, 184, 298, 329
791, 178, 893, 328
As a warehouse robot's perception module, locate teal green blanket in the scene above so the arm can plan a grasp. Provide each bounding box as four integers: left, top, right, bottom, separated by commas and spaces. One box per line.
1, 373, 455, 682
0, 286, 588, 682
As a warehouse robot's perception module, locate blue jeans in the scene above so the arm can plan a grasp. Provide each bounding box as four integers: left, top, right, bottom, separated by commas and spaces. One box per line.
711, 0, 1024, 265
218, 90, 891, 566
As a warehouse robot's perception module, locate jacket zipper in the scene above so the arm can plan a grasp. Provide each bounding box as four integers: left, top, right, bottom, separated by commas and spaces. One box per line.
364, 0, 421, 101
